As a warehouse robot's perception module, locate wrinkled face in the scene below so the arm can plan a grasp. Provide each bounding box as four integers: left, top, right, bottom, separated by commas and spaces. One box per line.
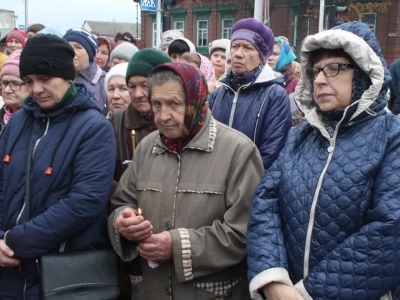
210, 50, 226, 78
230, 39, 262, 74
268, 44, 281, 70
23, 74, 71, 109
111, 57, 128, 68
69, 41, 90, 73
94, 43, 110, 69
6, 38, 23, 54
151, 80, 186, 140
312, 56, 354, 111
1, 75, 28, 111
127, 76, 152, 114
106, 76, 131, 113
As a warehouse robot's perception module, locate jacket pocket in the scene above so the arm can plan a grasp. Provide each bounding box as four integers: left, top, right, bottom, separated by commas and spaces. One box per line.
176, 183, 226, 229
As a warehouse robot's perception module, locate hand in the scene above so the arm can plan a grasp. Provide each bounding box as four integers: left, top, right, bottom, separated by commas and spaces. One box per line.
262, 283, 304, 300
0, 234, 20, 267
115, 208, 153, 242
137, 231, 172, 262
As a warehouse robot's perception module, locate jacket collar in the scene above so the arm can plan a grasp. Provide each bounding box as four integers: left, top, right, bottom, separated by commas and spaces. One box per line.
221, 64, 283, 88
124, 103, 155, 130
78, 62, 103, 85
152, 110, 217, 156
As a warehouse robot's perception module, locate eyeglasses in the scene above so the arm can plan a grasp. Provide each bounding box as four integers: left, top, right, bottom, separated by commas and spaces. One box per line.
306, 62, 354, 81
0, 80, 25, 92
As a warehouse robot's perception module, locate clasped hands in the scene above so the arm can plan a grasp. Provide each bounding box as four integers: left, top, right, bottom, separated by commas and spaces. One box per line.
115, 208, 172, 262
0, 231, 20, 268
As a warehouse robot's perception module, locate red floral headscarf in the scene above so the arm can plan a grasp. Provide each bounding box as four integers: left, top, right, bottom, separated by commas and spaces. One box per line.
150, 62, 209, 153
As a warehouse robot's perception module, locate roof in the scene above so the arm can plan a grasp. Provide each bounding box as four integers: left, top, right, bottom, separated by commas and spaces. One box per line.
82, 20, 141, 38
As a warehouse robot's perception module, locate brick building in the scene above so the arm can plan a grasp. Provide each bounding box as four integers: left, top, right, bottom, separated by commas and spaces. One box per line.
139, 0, 400, 65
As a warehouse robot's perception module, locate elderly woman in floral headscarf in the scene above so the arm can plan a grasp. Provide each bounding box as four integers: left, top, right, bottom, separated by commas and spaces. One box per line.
108, 62, 263, 299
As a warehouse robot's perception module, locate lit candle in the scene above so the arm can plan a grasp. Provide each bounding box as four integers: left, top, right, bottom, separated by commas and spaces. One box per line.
138, 208, 142, 216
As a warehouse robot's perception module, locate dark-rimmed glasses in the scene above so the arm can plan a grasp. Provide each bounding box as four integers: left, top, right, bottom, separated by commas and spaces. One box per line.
306, 62, 354, 81
0, 80, 25, 92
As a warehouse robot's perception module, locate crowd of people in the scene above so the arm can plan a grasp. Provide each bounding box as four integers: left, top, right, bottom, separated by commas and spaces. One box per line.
0, 17, 399, 300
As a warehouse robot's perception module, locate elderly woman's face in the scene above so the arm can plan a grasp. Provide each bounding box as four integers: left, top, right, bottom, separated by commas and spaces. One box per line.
23, 74, 71, 109
107, 76, 131, 113
312, 56, 354, 111
151, 80, 186, 139
230, 40, 262, 74
69, 41, 90, 73
127, 76, 152, 115
94, 42, 110, 69
1, 74, 28, 112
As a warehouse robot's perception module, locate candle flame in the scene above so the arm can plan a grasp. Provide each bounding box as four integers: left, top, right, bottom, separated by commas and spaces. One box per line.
138, 208, 142, 215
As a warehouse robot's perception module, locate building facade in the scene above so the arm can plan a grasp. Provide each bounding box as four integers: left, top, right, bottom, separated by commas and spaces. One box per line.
138, 0, 400, 65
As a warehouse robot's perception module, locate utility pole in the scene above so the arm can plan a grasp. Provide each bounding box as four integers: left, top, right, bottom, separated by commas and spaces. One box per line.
25, 0, 28, 29
254, 0, 264, 22
156, 0, 161, 47
318, 0, 325, 32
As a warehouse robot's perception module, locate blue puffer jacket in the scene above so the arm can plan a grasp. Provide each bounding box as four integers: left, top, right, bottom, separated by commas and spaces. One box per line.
247, 22, 400, 300
0, 83, 116, 299
209, 66, 291, 170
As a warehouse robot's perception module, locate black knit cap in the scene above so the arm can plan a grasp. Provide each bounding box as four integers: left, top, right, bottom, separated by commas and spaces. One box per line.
19, 34, 76, 80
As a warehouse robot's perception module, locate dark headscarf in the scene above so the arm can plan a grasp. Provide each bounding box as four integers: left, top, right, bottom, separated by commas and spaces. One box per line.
150, 62, 209, 153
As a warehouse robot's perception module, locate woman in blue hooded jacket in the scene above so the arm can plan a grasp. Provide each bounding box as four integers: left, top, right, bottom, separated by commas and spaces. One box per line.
247, 22, 400, 300
0, 34, 116, 299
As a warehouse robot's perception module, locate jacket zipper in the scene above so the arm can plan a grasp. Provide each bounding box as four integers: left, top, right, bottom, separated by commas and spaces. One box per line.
228, 83, 251, 127
16, 117, 49, 299
303, 116, 345, 278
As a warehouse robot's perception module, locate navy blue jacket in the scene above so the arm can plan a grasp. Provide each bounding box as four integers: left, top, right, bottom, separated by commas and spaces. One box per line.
0, 83, 116, 299
247, 22, 400, 300
209, 66, 292, 170
388, 58, 400, 115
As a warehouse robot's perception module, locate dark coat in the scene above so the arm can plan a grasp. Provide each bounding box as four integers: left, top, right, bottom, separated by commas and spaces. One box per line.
209, 66, 292, 170
388, 58, 400, 115
0, 83, 116, 299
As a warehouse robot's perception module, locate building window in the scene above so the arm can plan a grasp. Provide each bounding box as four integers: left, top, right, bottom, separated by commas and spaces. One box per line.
197, 20, 208, 47
221, 19, 234, 39
174, 21, 184, 35
361, 13, 377, 34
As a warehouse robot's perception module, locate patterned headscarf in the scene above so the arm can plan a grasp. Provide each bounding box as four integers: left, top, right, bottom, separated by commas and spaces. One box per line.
198, 53, 215, 82
150, 62, 209, 153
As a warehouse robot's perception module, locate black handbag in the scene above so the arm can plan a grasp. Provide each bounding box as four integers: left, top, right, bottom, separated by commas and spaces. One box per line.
40, 248, 120, 300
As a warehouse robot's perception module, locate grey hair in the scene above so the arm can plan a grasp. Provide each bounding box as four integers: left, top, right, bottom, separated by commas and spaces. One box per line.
147, 69, 185, 100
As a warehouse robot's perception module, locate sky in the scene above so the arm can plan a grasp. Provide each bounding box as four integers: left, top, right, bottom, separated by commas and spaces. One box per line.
1, 0, 141, 34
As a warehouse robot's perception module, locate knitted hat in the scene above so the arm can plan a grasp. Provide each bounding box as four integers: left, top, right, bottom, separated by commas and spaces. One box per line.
115, 32, 136, 44
231, 18, 275, 64
0, 49, 22, 77
6, 29, 26, 46
110, 42, 138, 63
64, 28, 97, 62
98, 36, 116, 55
126, 48, 172, 82
104, 62, 128, 91
208, 38, 230, 56
19, 34, 76, 80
